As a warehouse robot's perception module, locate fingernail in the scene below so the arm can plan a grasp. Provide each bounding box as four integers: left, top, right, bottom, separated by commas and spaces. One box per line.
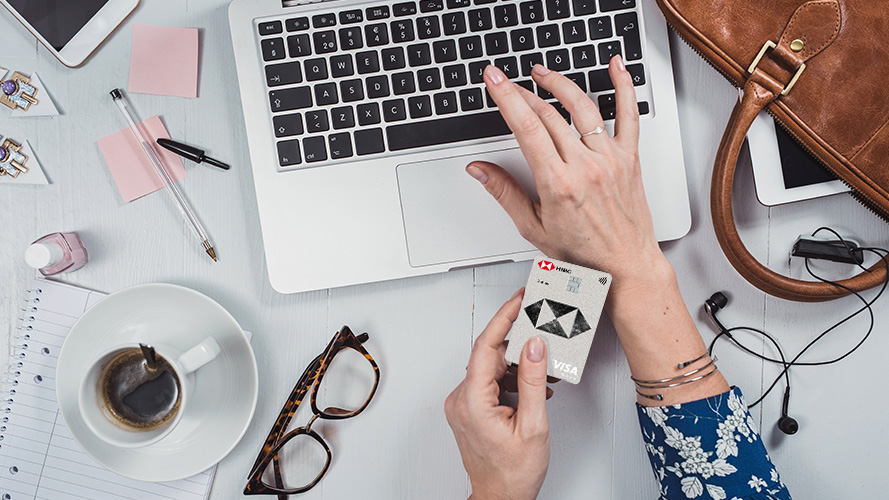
466, 165, 488, 184
511, 287, 525, 299
526, 337, 545, 363
532, 64, 550, 76
485, 65, 506, 85
613, 54, 625, 71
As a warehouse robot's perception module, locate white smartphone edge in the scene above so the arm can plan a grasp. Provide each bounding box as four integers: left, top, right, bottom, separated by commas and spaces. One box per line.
0, 0, 140, 68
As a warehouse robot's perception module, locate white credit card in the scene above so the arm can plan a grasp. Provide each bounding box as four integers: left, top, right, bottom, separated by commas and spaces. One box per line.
505, 256, 611, 384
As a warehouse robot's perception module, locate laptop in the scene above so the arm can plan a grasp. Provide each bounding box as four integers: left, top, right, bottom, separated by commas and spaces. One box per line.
228, 0, 691, 294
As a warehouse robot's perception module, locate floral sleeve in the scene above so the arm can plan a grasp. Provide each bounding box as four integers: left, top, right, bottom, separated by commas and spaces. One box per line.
636, 387, 791, 500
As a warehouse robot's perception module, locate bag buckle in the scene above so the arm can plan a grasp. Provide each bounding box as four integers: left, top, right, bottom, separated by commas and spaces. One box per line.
748, 40, 806, 96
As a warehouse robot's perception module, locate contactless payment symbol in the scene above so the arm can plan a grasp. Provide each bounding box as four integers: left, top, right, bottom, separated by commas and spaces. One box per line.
538, 260, 554, 271
524, 299, 591, 339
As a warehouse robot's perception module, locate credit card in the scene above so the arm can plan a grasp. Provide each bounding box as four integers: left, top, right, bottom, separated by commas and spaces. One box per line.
504, 256, 611, 384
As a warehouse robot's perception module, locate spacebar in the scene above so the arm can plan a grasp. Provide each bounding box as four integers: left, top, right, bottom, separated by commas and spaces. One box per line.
386, 111, 512, 151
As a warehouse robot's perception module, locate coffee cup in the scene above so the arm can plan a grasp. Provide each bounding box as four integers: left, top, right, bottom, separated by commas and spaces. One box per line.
78, 337, 221, 448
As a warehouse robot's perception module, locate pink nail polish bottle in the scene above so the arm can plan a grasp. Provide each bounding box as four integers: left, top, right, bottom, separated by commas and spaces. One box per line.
24, 232, 89, 276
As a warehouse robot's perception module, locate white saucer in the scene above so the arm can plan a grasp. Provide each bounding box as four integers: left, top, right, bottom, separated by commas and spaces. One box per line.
56, 283, 259, 482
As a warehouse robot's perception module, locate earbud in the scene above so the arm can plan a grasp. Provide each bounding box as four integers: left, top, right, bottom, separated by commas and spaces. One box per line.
704, 292, 728, 316
777, 387, 799, 435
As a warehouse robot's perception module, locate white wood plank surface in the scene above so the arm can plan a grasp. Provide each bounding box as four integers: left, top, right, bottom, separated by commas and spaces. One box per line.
2, 1, 887, 498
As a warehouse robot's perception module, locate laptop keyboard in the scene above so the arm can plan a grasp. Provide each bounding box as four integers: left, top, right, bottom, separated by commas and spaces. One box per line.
258, 0, 651, 169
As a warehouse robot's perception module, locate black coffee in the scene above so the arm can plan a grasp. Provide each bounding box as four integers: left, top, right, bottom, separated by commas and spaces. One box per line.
99, 348, 181, 431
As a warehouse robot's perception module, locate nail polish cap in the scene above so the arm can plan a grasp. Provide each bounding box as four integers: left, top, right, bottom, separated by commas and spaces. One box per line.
25, 242, 64, 269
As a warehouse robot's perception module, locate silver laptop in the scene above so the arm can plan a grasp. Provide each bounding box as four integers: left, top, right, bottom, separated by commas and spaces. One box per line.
229, 0, 690, 294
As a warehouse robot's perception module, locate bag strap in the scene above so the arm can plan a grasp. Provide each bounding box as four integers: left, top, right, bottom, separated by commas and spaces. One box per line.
711, 70, 887, 302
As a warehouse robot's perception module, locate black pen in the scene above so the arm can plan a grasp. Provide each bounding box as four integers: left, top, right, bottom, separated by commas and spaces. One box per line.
156, 138, 231, 170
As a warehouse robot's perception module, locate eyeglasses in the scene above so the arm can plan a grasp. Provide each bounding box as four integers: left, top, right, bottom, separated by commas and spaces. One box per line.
244, 326, 380, 497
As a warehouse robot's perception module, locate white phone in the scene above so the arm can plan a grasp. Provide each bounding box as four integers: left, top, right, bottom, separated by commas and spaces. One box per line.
0, 0, 139, 67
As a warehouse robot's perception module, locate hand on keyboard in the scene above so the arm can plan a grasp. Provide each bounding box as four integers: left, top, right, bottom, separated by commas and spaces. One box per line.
466, 56, 663, 293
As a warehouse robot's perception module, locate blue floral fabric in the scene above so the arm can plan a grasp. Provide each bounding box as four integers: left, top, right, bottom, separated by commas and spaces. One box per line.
636, 388, 792, 500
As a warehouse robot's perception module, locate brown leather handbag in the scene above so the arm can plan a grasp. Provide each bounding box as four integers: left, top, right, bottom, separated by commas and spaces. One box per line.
655, 0, 888, 301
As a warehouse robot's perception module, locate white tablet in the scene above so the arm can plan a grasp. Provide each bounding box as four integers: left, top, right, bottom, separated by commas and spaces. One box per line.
0, 0, 139, 67
747, 111, 849, 206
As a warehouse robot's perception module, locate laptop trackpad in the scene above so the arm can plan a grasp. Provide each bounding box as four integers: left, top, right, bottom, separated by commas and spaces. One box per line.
396, 147, 537, 267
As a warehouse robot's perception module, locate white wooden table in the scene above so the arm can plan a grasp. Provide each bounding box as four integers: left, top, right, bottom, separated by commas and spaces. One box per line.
2, 1, 888, 498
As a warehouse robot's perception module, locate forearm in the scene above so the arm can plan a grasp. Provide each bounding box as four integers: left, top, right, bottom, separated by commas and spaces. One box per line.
607, 254, 729, 406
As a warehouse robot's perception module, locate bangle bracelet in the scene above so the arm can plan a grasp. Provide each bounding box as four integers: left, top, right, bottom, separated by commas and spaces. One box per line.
635, 365, 720, 401
631, 355, 717, 386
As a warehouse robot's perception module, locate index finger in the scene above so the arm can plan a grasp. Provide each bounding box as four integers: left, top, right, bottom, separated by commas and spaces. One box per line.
466, 288, 525, 384
484, 65, 562, 171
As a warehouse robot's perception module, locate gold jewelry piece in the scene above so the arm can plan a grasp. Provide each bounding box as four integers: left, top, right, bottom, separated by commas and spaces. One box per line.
1, 72, 39, 111
0, 138, 28, 178
580, 125, 605, 137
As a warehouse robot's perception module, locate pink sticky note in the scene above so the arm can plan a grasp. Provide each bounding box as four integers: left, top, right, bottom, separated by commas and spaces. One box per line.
128, 24, 199, 98
97, 115, 187, 203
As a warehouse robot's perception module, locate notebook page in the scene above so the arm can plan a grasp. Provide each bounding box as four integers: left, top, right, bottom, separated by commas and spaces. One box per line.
0, 278, 215, 500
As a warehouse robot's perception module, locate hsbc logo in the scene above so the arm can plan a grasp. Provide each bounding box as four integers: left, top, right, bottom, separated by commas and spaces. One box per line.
538, 260, 571, 274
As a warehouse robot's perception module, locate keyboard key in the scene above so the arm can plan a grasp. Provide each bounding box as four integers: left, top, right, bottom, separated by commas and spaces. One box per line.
355, 128, 385, 155
448, 0, 472, 7
329, 133, 354, 159
537, 85, 553, 99
312, 14, 337, 28
598, 40, 622, 64
443, 12, 467, 35
417, 16, 441, 39
552, 101, 571, 123
589, 17, 612, 39
545, 49, 570, 71
545, 0, 570, 20
382, 47, 407, 70
285, 17, 310, 31
598, 93, 616, 119
475, 0, 497, 4
331, 107, 356, 129
340, 10, 364, 24
408, 43, 433, 66
330, 54, 354, 77
494, 4, 519, 27
565, 72, 587, 92
433, 39, 459, 62
600, 0, 635, 12
339, 27, 364, 50
391, 20, 415, 42
520, 1, 545, 24
277, 139, 301, 166
468, 60, 490, 83
460, 87, 484, 110
356, 51, 380, 73
468, 9, 493, 31
340, 79, 365, 102
442, 64, 467, 87
485, 32, 510, 55
313, 30, 337, 54
386, 110, 511, 151
366, 75, 391, 97
265, 62, 302, 87
459, 35, 484, 59
494, 56, 519, 78
562, 20, 586, 44
420, 0, 445, 12
516, 79, 533, 91
383, 99, 408, 121
392, 72, 416, 94
303, 136, 327, 162
536, 24, 560, 48
358, 103, 381, 125
408, 95, 434, 118
366, 23, 390, 46
572, 45, 597, 68
366, 6, 390, 20
269, 87, 312, 113
520, 53, 544, 76
305, 110, 330, 132
510, 28, 535, 51
304, 58, 329, 81
638, 101, 650, 115
286, 34, 312, 57
261, 38, 286, 61
627, 63, 645, 86
572, 0, 596, 16
273, 113, 303, 137
314, 83, 339, 105
615, 12, 642, 60
418, 68, 442, 90
394, 2, 418, 16
259, 21, 282, 36
588, 68, 613, 92
434, 91, 459, 114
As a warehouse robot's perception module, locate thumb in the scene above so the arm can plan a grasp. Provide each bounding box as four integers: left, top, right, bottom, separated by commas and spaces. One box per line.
516, 336, 549, 435
466, 161, 543, 243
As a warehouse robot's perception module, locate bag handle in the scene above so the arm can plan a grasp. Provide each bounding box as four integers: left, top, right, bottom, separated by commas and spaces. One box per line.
711, 72, 887, 302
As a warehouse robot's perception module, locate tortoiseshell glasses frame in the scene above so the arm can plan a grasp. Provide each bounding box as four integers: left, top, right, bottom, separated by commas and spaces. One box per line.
244, 326, 380, 497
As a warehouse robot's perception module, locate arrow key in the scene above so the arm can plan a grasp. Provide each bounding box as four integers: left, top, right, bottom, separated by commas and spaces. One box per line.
273, 113, 304, 138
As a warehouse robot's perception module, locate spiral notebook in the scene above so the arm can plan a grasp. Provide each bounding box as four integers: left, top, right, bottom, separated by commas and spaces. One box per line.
0, 278, 215, 500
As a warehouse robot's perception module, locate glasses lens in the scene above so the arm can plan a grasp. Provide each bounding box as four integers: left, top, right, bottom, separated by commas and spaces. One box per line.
316, 346, 376, 416
260, 432, 329, 492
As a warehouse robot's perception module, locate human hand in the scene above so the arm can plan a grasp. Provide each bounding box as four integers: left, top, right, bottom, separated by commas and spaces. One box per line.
444, 289, 551, 500
466, 57, 666, 291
